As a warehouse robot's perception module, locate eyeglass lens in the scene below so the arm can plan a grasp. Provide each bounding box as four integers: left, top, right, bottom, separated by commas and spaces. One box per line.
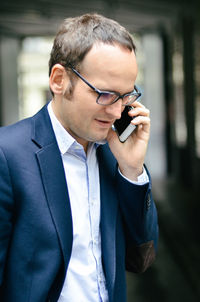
97, 91, 139, 106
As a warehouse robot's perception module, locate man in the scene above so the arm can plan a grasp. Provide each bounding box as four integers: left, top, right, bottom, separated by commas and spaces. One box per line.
0, 13, 158, 302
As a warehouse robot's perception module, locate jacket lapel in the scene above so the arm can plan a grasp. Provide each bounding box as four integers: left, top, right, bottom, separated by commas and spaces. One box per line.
97, 144, 118, 302
31, 105, 73, 270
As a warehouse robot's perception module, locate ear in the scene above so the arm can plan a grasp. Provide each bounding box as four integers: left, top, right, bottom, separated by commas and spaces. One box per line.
49, 64, 69, 95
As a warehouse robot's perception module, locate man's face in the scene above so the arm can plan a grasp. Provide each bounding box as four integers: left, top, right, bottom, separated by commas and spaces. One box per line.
53, 42, 138, 149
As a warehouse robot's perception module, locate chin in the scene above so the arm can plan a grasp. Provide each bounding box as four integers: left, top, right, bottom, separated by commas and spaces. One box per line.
88, 132, 108, 143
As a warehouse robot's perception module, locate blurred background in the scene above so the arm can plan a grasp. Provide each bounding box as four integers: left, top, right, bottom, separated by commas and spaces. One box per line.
0, 0, 200, 301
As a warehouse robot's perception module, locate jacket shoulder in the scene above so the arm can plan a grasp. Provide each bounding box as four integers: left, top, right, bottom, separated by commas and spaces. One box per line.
0, 104, 48, 148
0, 117, 32, 147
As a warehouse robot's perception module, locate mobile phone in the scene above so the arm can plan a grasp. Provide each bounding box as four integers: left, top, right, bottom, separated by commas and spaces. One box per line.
113, 106, 136, 142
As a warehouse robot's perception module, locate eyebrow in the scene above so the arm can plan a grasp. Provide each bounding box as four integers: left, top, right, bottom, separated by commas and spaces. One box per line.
97, 87, 135, 96
93, 81, 135, 95
70, 66, 135, 96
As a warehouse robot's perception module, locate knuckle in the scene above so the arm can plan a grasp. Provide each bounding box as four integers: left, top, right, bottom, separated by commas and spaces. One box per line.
146, 108, 150, 116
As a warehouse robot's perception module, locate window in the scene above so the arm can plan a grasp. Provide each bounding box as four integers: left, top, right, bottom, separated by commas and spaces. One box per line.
18, 37, 53, 119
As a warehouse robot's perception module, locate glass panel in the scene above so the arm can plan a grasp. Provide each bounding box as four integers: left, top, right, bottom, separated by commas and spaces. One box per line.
18, 37, 53, 119
172, 35, 187, 147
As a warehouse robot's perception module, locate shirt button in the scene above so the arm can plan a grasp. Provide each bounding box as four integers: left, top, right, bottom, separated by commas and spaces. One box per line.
91, 198, 96, 205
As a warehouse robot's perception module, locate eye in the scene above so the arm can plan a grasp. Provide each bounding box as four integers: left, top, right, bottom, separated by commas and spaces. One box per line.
97, 91, 120, 105
98, 92, 116, 105
100, 92, 112, 100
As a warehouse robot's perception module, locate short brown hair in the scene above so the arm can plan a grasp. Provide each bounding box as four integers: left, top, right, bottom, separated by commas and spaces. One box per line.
49, 13, 136, 76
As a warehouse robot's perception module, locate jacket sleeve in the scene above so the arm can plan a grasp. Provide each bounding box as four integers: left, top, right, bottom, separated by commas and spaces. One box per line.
116, 168, 158, 273
0, 147, 14, 286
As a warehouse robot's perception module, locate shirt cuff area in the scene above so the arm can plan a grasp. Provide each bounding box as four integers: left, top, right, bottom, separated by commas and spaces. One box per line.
118, 166, 149, 185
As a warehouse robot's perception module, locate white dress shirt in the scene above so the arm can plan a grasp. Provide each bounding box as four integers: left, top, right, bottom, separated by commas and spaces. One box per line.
47, 102, 149, 302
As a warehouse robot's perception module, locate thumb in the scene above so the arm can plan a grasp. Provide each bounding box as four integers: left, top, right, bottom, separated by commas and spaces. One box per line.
107, 127, 117, 143
107, 127, 122, 153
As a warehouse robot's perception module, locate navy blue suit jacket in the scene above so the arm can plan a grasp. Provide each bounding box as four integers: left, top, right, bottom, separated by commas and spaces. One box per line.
0, 105, 158, 302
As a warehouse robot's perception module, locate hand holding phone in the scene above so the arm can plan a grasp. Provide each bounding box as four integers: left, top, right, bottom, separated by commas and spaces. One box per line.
113, 106, 136, 142
108, 100, 150, 181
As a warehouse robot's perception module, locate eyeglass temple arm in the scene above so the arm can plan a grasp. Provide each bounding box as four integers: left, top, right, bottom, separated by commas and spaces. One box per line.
70, 67, 100, 93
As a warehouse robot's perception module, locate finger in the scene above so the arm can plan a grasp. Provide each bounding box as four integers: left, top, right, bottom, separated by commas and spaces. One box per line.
131, 101, 146, 109
131, 116, 150, 126
129, 107, 150, 118
131, 116, 151, 135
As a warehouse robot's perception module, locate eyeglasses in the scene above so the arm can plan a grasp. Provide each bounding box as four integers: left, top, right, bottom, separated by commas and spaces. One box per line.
69, 66, 141, 106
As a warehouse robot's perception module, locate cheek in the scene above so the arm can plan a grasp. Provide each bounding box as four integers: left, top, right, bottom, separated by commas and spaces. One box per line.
66, 85, 104, 123
60, 98, 90, 129
73, 95, 99, 119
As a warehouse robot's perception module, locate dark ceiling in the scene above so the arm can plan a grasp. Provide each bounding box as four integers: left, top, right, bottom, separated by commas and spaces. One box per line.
0, 0, 198, 37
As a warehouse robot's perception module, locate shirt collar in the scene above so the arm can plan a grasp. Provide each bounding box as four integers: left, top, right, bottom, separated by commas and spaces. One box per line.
47, 101, 106, 155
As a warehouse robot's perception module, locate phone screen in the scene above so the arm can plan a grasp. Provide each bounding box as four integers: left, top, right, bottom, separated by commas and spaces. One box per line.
113, 106, 133, 136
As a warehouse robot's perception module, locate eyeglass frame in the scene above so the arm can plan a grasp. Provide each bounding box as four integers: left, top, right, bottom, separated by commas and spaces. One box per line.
67, 66, 141, 106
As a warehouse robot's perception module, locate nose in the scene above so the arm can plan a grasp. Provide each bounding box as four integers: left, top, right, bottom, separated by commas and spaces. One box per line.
104, 99, 123, 120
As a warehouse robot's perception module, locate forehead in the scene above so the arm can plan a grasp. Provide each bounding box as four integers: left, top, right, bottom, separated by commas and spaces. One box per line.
80, 42, 138, 90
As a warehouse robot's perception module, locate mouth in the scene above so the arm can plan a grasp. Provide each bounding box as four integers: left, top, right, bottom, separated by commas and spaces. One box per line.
95, 119, 113, 128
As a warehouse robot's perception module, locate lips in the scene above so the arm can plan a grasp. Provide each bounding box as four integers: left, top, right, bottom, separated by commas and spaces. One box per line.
95, 119, 113, 128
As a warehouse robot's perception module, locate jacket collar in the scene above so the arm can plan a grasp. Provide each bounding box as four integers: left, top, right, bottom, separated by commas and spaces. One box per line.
31, 104, 73, 272
31, 103, 55, 148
